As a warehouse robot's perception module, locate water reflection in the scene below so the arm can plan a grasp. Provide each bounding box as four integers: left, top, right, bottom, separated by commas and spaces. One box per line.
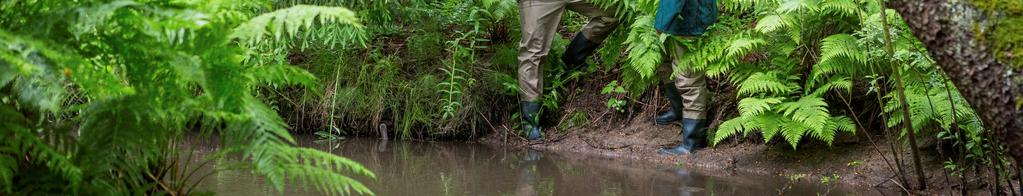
189, 136, 863, 196
515, 150, 541, 195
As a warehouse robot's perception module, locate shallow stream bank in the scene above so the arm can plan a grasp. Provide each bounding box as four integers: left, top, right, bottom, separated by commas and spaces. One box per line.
186, 135, 871, 195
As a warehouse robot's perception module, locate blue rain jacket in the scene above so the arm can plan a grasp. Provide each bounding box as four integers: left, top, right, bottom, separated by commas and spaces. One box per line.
654, 0, 718, 36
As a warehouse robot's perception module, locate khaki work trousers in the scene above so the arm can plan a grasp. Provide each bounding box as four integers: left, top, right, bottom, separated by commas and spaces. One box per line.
517, 0, 619, 101
658, 38, 711, 120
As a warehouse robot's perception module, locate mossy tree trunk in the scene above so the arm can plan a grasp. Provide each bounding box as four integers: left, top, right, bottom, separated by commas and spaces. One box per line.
889, 0, 1023, 161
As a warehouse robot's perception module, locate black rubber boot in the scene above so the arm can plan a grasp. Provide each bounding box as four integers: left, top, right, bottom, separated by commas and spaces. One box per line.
561, 32, 601, 70
655, 83, 684, 125
521, 101, 543, 141
658, 118, 708, 155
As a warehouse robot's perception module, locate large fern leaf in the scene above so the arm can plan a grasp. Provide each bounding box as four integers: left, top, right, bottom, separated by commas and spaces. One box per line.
623, 15, 664, 80
819, 0, 863, 17
755, 14, 793, 33
737, 71, 796, 96
0, 106, 83, 190
713, 117, 750, 146
231, 5, 363, 47
725, 36, 766, 57
778, 96, 831, 133
819, 34, 867, 66
738, 97, 784, 117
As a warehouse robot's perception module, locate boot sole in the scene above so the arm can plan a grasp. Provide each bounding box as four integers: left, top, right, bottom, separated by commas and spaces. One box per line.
655, 121, 680, 125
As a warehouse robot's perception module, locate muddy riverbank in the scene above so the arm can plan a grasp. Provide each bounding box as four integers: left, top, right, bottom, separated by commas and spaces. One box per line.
186, 135, 868, 195
481, 114, 963, 195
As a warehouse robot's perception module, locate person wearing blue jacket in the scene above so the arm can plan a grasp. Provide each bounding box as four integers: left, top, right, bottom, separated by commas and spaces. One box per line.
653, 0, 718, 155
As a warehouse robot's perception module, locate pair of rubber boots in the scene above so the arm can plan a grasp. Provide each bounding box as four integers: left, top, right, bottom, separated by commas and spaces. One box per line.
655, 83, 708, 155
521, 33, 601, 141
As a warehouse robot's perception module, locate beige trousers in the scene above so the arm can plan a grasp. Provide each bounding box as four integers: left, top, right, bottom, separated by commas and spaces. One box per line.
517, 0, 619, 101
658, 37, 711, 120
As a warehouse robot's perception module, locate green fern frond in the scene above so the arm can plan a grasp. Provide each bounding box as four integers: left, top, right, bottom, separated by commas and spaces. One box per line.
752, 113, 785, 142
819, 34, 867, 65
737, 71, 796, 96
778, 96, 831, 133
776, 0, 821, 14
737, 97, 784, 117
1, 1, 373, 194
721, 0, 775, 13
249, 64, 319, 89
808, 76, 852, 96
0, 106, 82, 190
623, 15, 664, 80
71, 0, 142, 37
0, 154, 12, 193
286, 147, 375, 195
832, 116, 857, 134
810, 119, 838, 145
755, 14, 793, 33
809, 57, 848, 85
231, 5, 363, 47
725, 36, 766, 57
588, 0, 657, 20
819, 0, 862, 17
883, 87, 934, 132
0, 30, 131, 104
713, 117, 749, 146
778, 119, 804, 149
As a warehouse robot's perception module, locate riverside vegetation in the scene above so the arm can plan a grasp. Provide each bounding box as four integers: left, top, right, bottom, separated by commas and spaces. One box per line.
1, 0, 1021, 195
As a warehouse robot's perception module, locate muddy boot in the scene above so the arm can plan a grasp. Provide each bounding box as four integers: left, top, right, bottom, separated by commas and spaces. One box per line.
656, 83, 684, 125
561, 32, 601, 71
521, 101, 543, 141
658, 118, 708, 155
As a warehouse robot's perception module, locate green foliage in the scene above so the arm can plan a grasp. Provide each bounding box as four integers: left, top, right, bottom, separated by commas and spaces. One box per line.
0, 0, 373, 194
407, 32, 445, 62
696, 0, 873, 148
439, 28, 482, 120
622, 15, 664, 80
714, 95, 855, 148
231, 5, 363, 48
601, 80, 628, 112
691, 0, 991, 152
276, 0, 515, 138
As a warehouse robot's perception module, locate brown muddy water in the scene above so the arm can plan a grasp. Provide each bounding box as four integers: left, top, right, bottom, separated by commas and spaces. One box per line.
186, 135, 872, 196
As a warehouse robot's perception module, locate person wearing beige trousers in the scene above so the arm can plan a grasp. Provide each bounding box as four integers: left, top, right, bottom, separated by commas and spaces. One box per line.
653, 0, 718, 155
516, 0, 620, 140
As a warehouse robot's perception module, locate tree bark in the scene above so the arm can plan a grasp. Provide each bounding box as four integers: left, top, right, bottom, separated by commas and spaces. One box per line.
889, 0, 1023, 161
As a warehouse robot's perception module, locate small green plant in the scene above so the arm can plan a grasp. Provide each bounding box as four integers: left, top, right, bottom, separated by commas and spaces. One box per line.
439, 11, 485, 120
943, 159, 963, 178
846, 160, 863, 167
819, 174, 841, 196
558, 111, 591, 132
778, 173, 807, 195
601, 80, 629, 112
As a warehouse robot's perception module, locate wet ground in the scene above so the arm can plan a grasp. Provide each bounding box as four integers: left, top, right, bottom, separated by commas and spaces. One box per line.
186, 135, 871, 195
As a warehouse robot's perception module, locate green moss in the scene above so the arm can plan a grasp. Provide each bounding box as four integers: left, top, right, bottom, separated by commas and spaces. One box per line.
971, 0, 1023, 15
993, 17, 1023, 68
971, 0, 1023, 68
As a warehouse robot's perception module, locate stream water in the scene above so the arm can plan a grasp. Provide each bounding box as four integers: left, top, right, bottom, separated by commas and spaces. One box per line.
188, 136, 868, 195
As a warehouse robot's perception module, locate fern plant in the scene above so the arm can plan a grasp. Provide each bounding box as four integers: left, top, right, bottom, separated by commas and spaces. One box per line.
686, 0, 872, 148
0, 0, 374, 195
